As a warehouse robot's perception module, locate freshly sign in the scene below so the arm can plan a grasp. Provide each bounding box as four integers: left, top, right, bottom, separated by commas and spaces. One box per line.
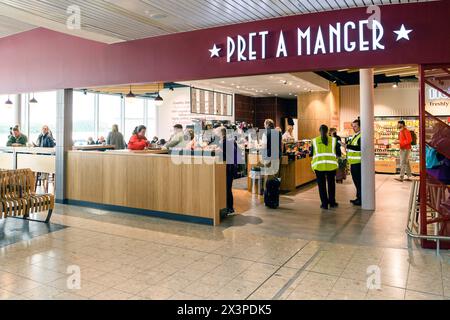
209, 21, 412, 62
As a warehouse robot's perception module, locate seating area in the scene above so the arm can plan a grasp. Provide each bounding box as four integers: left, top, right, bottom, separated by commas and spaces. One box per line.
0, 169, 54, 223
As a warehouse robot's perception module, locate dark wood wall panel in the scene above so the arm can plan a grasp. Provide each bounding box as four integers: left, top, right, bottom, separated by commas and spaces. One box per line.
234, 94, 255, 124
234, 95, 298, 129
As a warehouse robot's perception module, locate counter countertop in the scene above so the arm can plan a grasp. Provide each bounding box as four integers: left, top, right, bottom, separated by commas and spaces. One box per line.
0, 147, 56, 155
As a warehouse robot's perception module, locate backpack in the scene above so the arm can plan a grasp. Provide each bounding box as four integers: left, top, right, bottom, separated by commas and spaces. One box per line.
410, 130, 417, 146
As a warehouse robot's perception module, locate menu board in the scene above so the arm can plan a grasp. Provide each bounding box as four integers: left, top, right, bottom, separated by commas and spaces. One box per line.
191, 87, 233, 116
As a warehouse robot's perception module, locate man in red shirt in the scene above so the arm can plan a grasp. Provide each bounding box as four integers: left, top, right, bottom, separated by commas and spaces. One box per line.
396, 120, 412, 182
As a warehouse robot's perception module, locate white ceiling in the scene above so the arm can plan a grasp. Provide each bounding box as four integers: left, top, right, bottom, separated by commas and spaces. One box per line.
180, 72, 330, 99
0, 0, 435, 43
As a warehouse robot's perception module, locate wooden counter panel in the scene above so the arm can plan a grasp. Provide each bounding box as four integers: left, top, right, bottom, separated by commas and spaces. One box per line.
67, 152, 104, 203
67, 152, 226, 225
0, 153, 14, 170
17, 154, 55, 174
247, 154, 316, 192
296, 157, 316, 186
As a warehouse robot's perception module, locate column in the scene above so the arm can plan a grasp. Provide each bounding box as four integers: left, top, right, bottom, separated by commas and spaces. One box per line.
360, 69, 376, 211
55, 89, 73, 203
13, 94, 21, 127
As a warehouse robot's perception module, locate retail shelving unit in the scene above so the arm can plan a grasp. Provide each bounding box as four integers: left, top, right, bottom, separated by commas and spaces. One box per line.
374, 118, 420, 174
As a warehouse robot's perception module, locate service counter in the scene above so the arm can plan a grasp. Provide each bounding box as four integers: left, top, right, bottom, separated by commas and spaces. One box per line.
0, 147, 56, 173
247, 153, 316, 192
66, 150, 226, 225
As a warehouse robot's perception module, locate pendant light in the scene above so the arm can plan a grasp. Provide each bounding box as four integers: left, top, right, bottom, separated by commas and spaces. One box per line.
5, 95, 13, 105
126, 85, 135, 98
29, 93, 38, 104
155, 83, 164, 107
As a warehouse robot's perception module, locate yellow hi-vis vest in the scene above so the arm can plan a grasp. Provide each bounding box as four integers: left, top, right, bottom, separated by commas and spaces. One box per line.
311, 136, 338, 171
347, 132, 362, 165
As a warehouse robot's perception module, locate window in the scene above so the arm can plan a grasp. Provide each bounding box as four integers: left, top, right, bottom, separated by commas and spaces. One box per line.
99, 94, 122, 138
28, 91, 57, 144
147, 100, 157, 139
73, 91, 96, 144
0, 96, 15, 147
124, 97, 145, 142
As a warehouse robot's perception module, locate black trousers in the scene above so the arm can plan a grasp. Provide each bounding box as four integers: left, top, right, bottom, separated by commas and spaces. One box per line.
226, 165, 236, 210
350, 163, 362, 201
315, 170, 337, 206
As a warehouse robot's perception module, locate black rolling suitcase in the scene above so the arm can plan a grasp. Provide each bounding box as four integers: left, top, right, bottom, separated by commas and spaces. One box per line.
264, 177, 281, 209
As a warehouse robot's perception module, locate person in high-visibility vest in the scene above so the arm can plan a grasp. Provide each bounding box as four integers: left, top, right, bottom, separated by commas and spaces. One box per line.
310, 125, 341, 210
343, 119, 362, 206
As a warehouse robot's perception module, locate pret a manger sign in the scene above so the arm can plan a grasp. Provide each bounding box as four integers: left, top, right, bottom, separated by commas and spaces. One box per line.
209, 19, 412, 62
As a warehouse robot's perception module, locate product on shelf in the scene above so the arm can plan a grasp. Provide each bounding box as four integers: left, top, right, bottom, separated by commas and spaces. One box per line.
374, 118, 420, 173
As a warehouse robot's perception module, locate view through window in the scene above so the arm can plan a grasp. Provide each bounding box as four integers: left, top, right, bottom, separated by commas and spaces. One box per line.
0, 96, 15, 147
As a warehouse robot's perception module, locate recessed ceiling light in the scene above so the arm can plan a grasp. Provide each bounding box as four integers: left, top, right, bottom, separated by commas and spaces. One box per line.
148, 13, 168, 19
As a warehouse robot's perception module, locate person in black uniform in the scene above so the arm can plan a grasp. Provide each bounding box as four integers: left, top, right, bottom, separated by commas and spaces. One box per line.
218, 128, 239, 215
342, 119, 362, 206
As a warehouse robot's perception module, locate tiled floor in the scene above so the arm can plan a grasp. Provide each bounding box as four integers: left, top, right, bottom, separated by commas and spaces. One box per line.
0, 174, 449, 300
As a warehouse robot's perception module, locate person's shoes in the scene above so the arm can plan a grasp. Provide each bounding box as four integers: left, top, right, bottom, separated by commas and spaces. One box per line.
352, 200, 362, 206
227, 208, 236, 215
394, 178, 404, 182
320, 204, 329, 210
330, 203, 339, 208
350, 199, 358, 204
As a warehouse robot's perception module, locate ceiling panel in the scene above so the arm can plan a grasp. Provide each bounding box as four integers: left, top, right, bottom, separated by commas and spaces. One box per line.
0, 14, 34, 38
179, 72, 329, 99
0, 0, 436, 42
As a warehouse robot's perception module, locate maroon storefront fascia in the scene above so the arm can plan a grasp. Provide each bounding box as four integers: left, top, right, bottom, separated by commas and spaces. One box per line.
0, 0, 449, 94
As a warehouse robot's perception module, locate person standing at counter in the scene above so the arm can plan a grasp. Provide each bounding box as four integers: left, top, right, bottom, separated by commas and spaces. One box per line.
342, 119, 362, 206
7, 126, 28, 147
128, 125, 150, 151
219, 128, 239, 215
261, 119, 282, 176
311, 125, 340, 210
35, 125, 55, 148
282, 125, 295, 143
107, 124, 126, 150
165, 124, 184, 149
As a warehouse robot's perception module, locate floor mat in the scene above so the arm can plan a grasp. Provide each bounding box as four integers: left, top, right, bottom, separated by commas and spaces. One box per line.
0, 218, 66, 248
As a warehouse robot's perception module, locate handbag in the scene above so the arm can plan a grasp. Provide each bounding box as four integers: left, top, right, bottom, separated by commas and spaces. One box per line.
426, 145, 443, 169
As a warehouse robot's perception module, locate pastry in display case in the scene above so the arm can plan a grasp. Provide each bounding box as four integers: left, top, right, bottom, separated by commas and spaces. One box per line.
284, 140, 311, 160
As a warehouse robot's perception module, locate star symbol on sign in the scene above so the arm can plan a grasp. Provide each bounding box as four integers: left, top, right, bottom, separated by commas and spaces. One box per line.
394, 24, 413, 41
209, 44, 221, 58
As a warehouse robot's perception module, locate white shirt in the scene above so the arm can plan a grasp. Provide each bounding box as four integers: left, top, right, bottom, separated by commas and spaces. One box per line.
282, 131, 295, 142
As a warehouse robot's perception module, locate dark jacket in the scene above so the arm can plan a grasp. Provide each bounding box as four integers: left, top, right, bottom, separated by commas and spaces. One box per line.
36, 133, 56, 148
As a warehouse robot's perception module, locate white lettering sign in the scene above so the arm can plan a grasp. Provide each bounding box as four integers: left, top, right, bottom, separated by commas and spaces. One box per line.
212, 20, 410, 63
